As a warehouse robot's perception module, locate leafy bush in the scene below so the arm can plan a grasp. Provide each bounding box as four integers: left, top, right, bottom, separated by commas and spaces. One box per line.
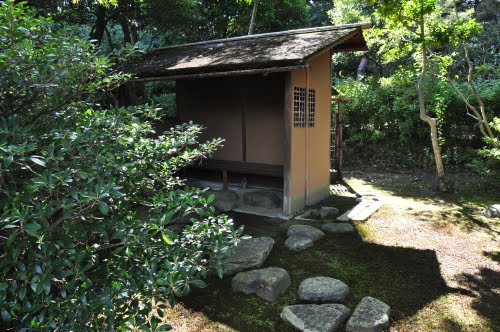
152, 93, 177, 117
0, 2, 241, 330
336, 73, 500, 171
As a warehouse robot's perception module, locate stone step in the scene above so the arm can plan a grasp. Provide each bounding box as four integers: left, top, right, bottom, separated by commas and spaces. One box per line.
346, 296, 391, 332
232, 267, 291, 301
336, 200, 383, 222
223, 237, 274, 276
281, 304, 350, 332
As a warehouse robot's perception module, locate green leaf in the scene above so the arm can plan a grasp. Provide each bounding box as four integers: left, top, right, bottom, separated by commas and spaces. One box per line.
1, 309, 9, 321
182, 283, 190, 296
158, 324, 172, 331
160, 210, 176, 226
3, 155, 13, 168
217, 265, 224, 279
190, 279, 207, 289
19, 285, 27, 300
206, 195, 215, 204
161, 232, 172, 245
98, 201, 110, 215
29, 156, 46, 167
24, 222, 41, 237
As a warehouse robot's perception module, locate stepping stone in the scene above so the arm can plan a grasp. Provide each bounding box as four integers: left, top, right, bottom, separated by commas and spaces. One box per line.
231, 267, 291, 301
285, 236, 314, 252
287, 225, 324, 241
223, 237, 274, 276
298, 277, 349, 303
483, 204, 500, 218
319, 207, 339, 219
337, 201, 384, 222
322, 223, 356, 234
281, 304, 350, 332
346, 296, 391, 332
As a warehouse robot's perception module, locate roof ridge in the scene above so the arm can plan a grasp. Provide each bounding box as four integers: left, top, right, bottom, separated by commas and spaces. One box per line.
151, 22, 371, 52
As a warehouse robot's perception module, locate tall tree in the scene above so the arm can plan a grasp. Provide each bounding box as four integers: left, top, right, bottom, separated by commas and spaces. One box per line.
248, 0, 259, 34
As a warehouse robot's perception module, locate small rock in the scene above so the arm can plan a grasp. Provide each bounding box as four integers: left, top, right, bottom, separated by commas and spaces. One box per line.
483, 204, 500, 218
322, 223, 356, 234
231, 267, 291, 301
298, 277, 349, 303
285, 236, 314, 252
287, 225, 324, 241
223, 237, 274, 276
319, 207, 339, 219
281, 304, 350, 332
346, 296, 391, 332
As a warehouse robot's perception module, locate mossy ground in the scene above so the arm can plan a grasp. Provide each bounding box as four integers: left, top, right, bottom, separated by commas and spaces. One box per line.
164, 170, 500, 332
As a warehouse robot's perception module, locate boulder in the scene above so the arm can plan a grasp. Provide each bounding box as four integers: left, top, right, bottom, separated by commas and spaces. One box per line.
223, 237, 274, 276
281, 304, 350, 332
346, 296, 391, 332
298, 277, 349, 303
322, 223, 356, 234
231, 267, 291, 301
287, 225, 324, 241
319, 207, 339, 219
483, 204, 500, 218
206, 190, 239, 212
285, 236, 314, 252
242, 190, 282, 209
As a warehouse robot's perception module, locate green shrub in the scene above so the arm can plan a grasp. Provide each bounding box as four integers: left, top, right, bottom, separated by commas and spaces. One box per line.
0, 2, 241, 330
152, 93, 177, 117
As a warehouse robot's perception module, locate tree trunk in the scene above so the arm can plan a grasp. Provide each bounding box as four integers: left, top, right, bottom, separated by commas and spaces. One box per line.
91, 5, 107, 45
120, 17, 132, 46
418, 16, 447, 192
104, 27, 114, 51
248, 0, 260, 35
356, 56, 369, 81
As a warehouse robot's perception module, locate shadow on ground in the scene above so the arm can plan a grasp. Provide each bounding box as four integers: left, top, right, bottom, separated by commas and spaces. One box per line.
458, 259, 500, 330
178, 212, 454, 332
344, 170, 500, 236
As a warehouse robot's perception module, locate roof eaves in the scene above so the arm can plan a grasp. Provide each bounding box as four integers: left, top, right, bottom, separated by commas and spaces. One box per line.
150, 22, 372, 52
303, 28, 366, 62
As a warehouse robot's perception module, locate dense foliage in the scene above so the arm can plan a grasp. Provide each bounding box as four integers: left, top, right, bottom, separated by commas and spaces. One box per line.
332, 0, 500, 176
0, 2, 241, 330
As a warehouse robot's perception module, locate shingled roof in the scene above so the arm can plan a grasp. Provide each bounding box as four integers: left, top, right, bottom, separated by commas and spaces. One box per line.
126, 22, 370, 81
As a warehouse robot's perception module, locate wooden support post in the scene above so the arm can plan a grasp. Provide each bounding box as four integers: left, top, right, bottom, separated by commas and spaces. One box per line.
283, 73, 292, 215
335, 100, 343, 181
222, 169, 229, 191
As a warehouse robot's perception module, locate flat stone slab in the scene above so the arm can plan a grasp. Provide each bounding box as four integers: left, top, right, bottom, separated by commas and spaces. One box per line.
322, 223, 356, 234
281, 304, 350, 332
346, 296, 391, 332
232, 267, 291, 301
337, 201, 384, 222
285, 236, 314, 252
483, 204, 500, 218
298, 277, 349, 303
223, 237, 274, 276
287, 225, 324, 241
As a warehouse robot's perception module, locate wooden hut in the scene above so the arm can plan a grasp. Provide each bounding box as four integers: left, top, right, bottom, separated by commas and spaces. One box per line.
125, 23, 370, 215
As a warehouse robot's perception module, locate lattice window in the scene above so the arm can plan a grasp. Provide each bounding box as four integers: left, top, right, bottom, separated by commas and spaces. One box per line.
308, 89, 316, 127
293, 87, 306, 128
